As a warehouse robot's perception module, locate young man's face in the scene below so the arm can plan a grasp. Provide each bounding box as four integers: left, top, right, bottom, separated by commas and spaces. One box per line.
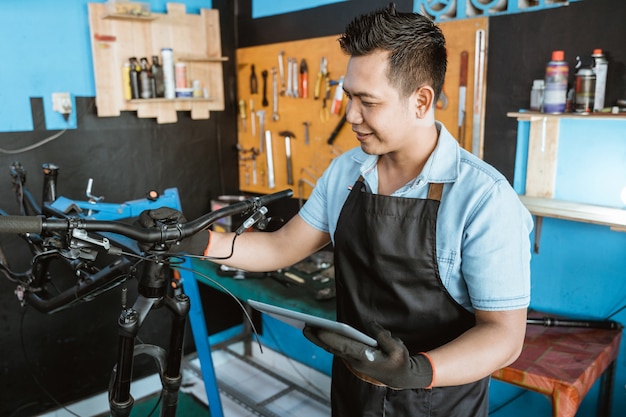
342, 50, 418, 156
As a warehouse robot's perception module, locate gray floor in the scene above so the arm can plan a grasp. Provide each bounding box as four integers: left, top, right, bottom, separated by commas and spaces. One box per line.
37, 341, 331, 417
186, 341, 332, 417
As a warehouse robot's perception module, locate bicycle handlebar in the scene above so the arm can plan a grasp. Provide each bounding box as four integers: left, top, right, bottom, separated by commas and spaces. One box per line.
0, 189, 293, 244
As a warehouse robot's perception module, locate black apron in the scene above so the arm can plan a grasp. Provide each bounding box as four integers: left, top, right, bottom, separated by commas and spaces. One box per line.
331, 177, 490, 417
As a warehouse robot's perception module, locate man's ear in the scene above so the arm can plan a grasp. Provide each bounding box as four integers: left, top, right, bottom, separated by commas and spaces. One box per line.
414, 86, 435, 118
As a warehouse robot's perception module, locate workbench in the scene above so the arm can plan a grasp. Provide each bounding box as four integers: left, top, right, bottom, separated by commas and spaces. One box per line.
179, 257, 335, 417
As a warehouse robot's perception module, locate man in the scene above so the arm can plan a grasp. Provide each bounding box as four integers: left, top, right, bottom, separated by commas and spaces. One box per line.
205, 4, 532, 416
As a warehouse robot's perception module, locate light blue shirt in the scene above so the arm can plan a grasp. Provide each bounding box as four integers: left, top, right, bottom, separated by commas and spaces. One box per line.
300, 123, 533, 312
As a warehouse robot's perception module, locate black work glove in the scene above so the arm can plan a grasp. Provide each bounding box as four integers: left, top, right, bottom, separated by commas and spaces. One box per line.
303, 322, 433, 390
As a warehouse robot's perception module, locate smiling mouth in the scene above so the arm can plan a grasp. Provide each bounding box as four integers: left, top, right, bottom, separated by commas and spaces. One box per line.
353, 130, 371, 141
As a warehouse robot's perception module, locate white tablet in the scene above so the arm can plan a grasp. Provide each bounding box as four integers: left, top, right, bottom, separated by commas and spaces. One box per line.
247, 299, 378, 347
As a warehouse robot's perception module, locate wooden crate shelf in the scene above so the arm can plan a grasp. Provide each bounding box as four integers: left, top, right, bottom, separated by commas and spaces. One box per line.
88, 2, 225, 124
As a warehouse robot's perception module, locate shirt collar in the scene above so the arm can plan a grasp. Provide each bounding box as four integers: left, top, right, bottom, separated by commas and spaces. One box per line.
420, 122, 460, 184
350, 121, 461, 190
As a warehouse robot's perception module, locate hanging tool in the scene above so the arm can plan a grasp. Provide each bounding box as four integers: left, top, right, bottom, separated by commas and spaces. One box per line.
331, 75, 344, 115
278, 51, 286, 96
250, 64, 258, 95
314, 57, 328, 100
291, 58, 299, 98
236, 145, 259, 185
261, 70, 269, 107
271, 67, 280, 121
326, 114, 347, 145
238, 99, 247, 132
303, 121, 311, 145
279, 130, 296, 185
265, 130, 276, 189
286, 58, 294, 97
299, 58, 308, 98
256, 110, 266, 153
458, 51, 468, 148
472, 29, 486, 157
320, 75, 331, 122
249, 99, 256, 137
251, 151, 258, 185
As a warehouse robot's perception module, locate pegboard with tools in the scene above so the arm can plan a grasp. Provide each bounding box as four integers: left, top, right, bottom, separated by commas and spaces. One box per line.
236, 35, 353, 201
235, 18, 488, 200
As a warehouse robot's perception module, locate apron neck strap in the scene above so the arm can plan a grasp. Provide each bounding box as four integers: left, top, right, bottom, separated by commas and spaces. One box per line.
427, 183, 443, 201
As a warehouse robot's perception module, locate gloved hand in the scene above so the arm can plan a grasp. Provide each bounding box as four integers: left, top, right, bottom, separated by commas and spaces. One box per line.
303, 322, 434, 390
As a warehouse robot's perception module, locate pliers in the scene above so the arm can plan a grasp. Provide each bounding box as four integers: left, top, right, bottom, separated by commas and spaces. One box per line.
314, 57, 328, 100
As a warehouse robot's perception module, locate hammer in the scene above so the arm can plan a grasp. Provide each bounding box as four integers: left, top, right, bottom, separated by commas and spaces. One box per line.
279, 131, 296, 185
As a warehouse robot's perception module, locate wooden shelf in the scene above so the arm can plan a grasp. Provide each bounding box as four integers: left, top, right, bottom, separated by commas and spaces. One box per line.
102, 13, 158, 21
127, 98, 215, 104
520, 196, 626, 232
178, 56, 229, 63
508, 111, 626, 121
88, 2, 225, 124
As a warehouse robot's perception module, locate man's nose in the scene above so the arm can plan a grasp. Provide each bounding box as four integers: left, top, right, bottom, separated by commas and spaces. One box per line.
345, 100, 362, 125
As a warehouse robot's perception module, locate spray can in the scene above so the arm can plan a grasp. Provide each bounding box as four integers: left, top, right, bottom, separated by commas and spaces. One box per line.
591, 49, 608, 112
574, 67, 595, 113
543, 50, 569, 113
161, 48, 176, 99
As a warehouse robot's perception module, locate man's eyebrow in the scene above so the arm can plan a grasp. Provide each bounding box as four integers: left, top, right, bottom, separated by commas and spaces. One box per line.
343, 87, 378, 99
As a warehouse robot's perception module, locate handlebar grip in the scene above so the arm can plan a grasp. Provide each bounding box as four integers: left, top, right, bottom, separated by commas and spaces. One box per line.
256, 189, 293, 206
0, 215, 44, 233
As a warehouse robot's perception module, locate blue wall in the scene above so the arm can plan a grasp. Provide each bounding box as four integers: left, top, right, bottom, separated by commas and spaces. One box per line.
513, 117, 626, 416
0, 0, 212, 133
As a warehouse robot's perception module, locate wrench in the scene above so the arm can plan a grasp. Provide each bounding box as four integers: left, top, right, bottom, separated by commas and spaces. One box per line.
256, 110, 266, 153
271, 67, 279, 121
261, 70, 269, 107
286, 58, 293, 97
292, 59, 299, 98
278, 51, 286, 96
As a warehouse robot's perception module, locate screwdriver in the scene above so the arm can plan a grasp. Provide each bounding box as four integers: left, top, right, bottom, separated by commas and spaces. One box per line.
299, 58, 308, 99
238, 99, 247, 132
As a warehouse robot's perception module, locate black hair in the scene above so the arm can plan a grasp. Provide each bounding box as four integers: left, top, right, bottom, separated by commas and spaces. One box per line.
338, 3, 447, 100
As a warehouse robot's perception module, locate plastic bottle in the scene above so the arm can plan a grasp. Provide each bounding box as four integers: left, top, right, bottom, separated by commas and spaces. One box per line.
543, 50, 569, 113
530, 79, 544, 111
161, 48, 176, 99
591, 49, 608, 112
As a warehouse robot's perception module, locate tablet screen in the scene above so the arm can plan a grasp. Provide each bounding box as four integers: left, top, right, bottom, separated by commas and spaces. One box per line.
248, 299, 378, 347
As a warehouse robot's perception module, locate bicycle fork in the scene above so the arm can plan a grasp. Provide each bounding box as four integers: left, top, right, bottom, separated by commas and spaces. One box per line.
109, 259, 190, 417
